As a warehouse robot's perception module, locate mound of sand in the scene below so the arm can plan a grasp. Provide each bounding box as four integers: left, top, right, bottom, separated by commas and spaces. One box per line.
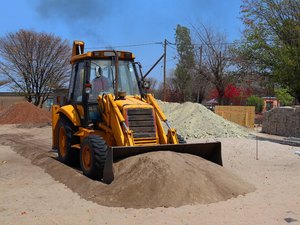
95, 151, 255, 208
0, 102, 51, 124
158, 101, 249, 138
2, 133, 255, 209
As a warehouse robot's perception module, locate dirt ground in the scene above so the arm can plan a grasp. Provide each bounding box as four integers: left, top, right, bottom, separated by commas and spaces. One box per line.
0, 124, 300, 225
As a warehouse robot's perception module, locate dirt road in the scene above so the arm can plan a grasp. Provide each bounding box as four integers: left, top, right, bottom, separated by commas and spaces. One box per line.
0, 124, 299, 225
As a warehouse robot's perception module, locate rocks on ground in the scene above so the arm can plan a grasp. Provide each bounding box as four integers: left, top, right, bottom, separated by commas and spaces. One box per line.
158, 100, 249, 139
262, 106, 300, 138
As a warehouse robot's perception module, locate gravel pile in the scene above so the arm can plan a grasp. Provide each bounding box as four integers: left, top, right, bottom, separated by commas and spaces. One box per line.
158, 101, 249, 139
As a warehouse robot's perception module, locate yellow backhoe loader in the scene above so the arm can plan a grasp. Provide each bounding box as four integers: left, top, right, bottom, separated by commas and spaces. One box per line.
52, 41, 222, 184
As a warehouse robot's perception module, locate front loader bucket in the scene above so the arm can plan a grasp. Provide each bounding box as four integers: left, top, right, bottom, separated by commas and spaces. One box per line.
102, 142, 222, 184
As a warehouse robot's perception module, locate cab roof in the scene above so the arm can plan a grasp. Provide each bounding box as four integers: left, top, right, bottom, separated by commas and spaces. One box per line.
71, 41, 135, 64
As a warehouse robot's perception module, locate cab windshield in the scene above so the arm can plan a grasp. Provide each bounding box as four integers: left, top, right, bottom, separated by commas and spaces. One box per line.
89, 59, 140, 102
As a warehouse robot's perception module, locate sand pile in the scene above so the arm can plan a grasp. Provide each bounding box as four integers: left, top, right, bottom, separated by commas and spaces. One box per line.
158, 101, 249, 138
0, 102, 51, 124
93, 151, 255, 208
2, 133, 255, 209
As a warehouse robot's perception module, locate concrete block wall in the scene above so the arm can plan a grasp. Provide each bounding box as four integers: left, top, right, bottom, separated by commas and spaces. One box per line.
262, 106, 300, 137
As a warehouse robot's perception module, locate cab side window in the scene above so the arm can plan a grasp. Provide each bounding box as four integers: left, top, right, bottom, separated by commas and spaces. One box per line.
73, 62, 84, 102
68, 65, 76, 101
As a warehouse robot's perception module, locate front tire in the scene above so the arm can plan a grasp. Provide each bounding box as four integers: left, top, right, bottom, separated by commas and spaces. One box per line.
57, 116, 79, 166
80, 135, 108, 180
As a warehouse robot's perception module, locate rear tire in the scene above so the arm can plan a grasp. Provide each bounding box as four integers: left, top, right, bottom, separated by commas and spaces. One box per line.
80, 135, 108, 180
177, 134, 187, 144
57, 116, 79, 166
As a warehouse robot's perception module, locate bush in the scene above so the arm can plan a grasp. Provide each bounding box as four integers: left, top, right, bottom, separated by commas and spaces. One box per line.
246, 95, 264, 113
275, 88, 294, 106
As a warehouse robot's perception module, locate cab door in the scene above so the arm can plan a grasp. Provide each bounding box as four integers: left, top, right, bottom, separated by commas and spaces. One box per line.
68, 61, 86, 122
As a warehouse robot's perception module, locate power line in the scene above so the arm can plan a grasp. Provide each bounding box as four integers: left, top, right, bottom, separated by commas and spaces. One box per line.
85, 41, 163, 50
77, 30, 300, 51
167, 44, 177, 51
167, 37, 300, 48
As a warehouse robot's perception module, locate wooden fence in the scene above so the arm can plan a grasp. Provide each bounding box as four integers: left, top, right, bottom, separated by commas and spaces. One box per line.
215, 106, 255, 128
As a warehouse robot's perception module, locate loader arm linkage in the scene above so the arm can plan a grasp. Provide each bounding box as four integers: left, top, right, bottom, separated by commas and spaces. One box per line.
52, 40, 223, 184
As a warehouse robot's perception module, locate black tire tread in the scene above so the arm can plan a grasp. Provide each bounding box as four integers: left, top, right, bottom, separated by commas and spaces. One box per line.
57, 116, 79, 166
80, 135, 108, 180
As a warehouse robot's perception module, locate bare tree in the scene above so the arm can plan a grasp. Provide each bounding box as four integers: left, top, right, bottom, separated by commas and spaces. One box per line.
0, 79, 9, 87
192, 25, 232, 105
192, 46, 211, 103
0, 29, 71, 107
148, 77, 158, 91
153, 70, 183, 102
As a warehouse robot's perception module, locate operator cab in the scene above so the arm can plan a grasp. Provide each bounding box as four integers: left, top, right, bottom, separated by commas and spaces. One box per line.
89, 59, 140, 102
67, 41, 144, 125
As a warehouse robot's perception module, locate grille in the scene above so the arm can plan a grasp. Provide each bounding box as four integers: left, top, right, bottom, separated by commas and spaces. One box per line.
126, 108, 156, 139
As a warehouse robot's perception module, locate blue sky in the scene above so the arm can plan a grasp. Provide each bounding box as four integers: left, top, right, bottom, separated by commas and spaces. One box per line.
0, 0, 243, 89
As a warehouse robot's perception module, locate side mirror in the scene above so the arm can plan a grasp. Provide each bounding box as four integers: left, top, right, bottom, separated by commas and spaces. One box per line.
142, 80, 151, 90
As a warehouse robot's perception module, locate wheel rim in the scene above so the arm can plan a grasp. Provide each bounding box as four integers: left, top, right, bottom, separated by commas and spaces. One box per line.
59, 126, 67, 158
82, 145, 92, 171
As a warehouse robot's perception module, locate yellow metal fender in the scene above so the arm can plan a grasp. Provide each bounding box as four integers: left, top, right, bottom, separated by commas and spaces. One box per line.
52, 104, 81, 149
58, 105, 81, 126
52, 105, 60, 149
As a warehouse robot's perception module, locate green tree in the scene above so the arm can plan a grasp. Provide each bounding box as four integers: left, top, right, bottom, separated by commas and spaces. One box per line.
275, 87, 294, 106
0, 29, 71, 107
246, 95, 264, 113
239, 0, 300, 103
174, 25, 195, 102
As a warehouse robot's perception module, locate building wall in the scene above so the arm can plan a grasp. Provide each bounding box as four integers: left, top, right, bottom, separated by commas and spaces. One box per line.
0, 93, 54, 111
0, 96, 26, 110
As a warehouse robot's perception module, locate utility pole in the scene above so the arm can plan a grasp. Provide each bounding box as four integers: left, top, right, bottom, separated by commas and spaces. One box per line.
163, 39, 167, 101
199, 45, 203, 68
197, 45, 203, 103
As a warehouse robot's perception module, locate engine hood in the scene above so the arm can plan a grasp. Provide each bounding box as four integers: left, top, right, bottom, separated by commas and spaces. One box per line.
114, 95, 153, 111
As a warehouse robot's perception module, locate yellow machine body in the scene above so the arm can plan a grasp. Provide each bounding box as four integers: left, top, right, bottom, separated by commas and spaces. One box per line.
52, 41, 222, 184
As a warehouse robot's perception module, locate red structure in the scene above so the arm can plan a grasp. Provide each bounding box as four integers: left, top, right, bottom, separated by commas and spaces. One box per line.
262, 97, 279, 112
